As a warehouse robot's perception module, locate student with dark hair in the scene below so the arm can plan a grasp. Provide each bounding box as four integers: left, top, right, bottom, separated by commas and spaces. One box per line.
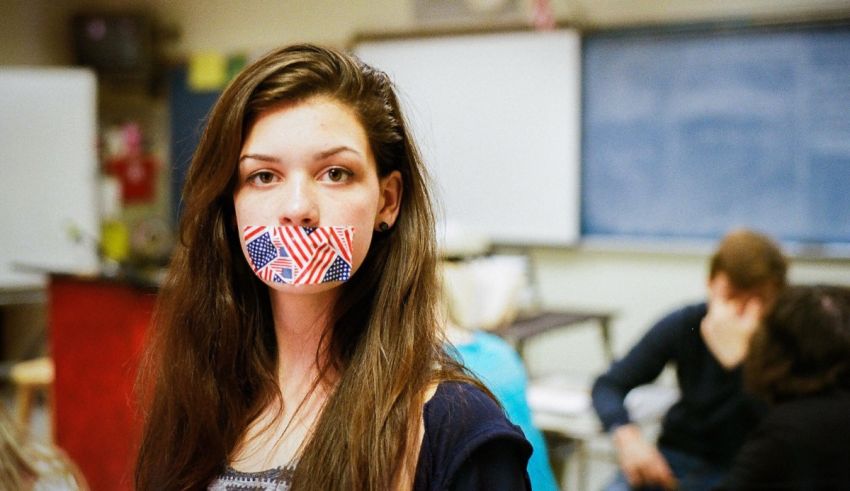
134, 44, 531, 490
724, 285, 850, 490
592, 229, 787, 490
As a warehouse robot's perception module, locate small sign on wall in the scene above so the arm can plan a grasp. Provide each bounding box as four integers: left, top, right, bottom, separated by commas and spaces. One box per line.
413, 0, 522, 25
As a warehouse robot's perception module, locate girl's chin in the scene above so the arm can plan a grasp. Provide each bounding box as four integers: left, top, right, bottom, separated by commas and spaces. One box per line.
264, 281, 345, 295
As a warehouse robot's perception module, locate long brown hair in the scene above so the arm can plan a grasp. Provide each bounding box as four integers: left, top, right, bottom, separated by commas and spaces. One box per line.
135, 44, 478, 490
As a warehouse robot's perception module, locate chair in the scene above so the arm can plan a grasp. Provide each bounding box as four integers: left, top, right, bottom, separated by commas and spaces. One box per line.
9, 356, 54, 438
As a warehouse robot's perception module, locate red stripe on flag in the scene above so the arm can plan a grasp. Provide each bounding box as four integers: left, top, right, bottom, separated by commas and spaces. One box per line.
282, 227, 310, 268
313, 247, 338, 283
293, 227, 320, 261
310, 227, 330, 248
304, 227, 323, 249
243, 225, 266, 242
298, 245, 335, 284
305, 246, 334, 284
294, 226, 315, 247
328, 227, 352, 264
344, 228, 353, 252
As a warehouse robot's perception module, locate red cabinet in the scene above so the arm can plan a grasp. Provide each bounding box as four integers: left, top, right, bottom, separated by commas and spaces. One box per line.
49, 274, 156, 491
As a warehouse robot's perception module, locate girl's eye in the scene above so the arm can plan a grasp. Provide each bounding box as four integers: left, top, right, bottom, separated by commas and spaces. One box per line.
248, 171, 277, 185
323, 167, 353, 183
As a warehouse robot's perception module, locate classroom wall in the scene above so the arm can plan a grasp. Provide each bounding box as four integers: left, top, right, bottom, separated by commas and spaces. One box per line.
2, 0, 850, 376
0, 1, 74, 65
5, 0, 850, 65
525, 249, 850, 379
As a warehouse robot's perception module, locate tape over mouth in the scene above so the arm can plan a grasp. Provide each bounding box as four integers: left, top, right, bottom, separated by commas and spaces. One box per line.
242, 225, 354, 285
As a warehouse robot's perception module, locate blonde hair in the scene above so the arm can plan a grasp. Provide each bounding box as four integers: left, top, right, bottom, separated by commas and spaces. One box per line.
0, 406, 87, 490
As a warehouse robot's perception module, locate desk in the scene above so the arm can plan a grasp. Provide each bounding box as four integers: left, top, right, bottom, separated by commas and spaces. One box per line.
0, 286, 46, 306
528, 377, 678, 491
496, 309, 615, 362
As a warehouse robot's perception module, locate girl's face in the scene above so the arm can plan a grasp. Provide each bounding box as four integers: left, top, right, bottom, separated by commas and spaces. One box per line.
234, 96, 401, 293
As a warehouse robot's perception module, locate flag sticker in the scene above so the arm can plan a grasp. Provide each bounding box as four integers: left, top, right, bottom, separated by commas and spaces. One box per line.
243, 225, 354, 285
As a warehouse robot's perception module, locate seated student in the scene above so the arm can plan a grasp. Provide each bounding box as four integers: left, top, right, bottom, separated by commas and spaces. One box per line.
445, 327, 561, 491
724, 285, 850, 490
591, 229, 787, 491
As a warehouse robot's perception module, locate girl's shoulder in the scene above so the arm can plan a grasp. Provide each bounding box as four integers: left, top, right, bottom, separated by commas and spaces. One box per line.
415, 381, 531, 490
422, 381, 508, 427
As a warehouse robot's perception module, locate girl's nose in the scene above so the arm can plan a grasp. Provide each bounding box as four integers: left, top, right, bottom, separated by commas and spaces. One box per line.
277, 176, 318, 227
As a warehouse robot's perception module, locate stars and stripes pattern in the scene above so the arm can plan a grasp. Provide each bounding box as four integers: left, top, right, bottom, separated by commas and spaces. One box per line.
243, 225, 354, 285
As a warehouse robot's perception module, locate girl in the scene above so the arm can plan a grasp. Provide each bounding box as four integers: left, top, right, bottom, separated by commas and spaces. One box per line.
135, 44, 531, 490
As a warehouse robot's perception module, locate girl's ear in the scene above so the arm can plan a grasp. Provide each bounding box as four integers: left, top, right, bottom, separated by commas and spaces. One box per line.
375, 170, 402, 230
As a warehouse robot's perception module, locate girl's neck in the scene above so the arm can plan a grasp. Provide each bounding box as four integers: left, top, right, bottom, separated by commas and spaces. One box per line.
230, 289, 341, 472
269, 288, 339, 380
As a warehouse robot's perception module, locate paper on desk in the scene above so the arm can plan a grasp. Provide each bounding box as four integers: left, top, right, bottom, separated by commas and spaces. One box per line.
624, 383, 680, 423
527, 378, 592, 415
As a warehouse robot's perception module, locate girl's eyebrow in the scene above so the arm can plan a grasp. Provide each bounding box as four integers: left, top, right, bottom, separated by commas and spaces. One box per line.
316, 145, 361, 159
238, 153, 279, 164
239, 146, 361, 164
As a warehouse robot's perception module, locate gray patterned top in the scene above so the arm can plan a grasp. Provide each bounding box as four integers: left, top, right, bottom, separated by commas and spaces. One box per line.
207, 465, 295, 491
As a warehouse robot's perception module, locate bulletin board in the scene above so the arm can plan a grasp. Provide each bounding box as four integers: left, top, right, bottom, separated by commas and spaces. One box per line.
355, 29, 582, 246
167, 65, 221, 224
0, 69, 100, 288
581, 22, 850, 256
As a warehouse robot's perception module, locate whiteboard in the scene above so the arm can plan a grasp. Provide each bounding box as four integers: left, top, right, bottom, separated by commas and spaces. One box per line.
0, 68, 100, 288
356, 30, 581, 246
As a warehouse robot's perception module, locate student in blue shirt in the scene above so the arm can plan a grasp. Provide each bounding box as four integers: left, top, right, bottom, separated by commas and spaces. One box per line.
450, 328, 561, 491
441, 256, 560, 491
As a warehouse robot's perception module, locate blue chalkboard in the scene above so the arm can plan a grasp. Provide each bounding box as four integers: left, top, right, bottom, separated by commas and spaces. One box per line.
581, 23, 850, 254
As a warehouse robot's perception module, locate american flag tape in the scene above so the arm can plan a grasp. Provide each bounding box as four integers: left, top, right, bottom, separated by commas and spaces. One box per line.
243, 225, 354, 285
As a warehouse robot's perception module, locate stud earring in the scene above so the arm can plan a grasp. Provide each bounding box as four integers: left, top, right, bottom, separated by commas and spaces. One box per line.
378, 222, 390, 232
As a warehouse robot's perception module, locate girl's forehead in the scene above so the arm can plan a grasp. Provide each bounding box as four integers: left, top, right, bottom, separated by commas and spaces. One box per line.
251, 98, 364, 137
240, 102, 368, 158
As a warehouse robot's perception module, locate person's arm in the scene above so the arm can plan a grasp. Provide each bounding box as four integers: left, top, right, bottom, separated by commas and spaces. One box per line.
591, 307, 690, 490
591, 307, 684, 431
449, 439, 530, 491
611, 424, 677, 490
